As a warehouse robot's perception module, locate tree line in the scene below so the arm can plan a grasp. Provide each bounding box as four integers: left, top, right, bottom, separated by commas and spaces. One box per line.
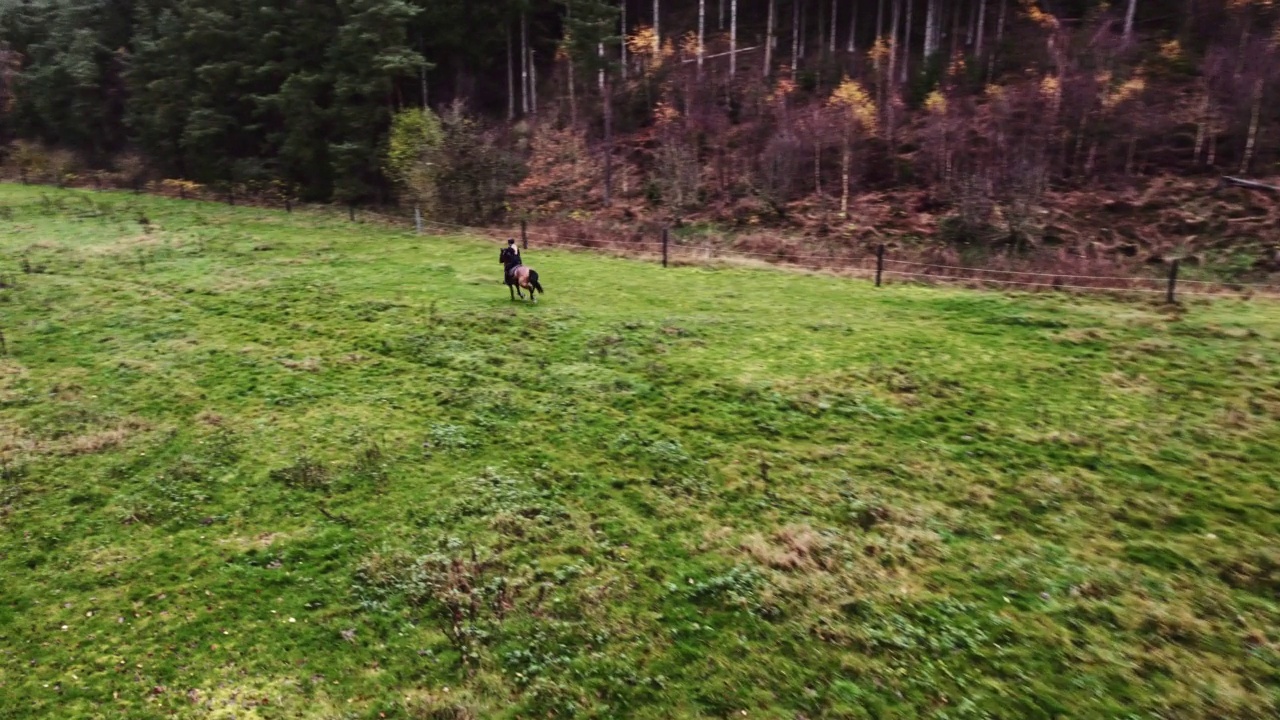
0, 1, 1276, 233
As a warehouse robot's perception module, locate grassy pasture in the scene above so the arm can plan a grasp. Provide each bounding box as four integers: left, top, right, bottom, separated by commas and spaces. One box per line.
0, 185, 1277, 719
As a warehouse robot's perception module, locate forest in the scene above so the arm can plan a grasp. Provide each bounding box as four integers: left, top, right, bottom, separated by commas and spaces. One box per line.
1, 0, 1278, 255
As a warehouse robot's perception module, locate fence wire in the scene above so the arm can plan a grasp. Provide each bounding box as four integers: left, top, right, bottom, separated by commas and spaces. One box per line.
6, 183, 1279, 300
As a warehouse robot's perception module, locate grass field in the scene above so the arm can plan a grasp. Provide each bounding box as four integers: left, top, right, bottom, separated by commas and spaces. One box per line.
1, 184, 1278, 720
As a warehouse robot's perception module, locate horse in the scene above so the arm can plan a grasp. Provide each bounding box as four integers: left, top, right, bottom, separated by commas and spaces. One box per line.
501, 247, 544, 302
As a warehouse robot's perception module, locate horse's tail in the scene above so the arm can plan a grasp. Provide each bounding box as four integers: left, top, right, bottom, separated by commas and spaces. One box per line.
529, 270, 544, 294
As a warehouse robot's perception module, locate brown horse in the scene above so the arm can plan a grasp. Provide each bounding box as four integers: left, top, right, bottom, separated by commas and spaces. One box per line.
501, 247, 544, 302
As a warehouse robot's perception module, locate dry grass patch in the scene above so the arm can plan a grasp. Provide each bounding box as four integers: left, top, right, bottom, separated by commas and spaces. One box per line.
741, 524, 837, 572
56, 417, 152, 457
279, 356, 321, 372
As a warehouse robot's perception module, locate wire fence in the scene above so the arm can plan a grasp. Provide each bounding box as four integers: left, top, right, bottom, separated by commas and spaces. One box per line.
411, 217, 1280, 301
4, 180, 1280, 301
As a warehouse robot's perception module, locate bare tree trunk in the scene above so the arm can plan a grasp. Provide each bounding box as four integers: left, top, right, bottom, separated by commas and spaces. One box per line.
841, 136, 851, 217
847, 0, 857, 53
814, 108, 822, 196
1125, 137, 1137, 176
507, 25, 515, 120
793, 0, 801, 73
1206, 119, 1217, 166
603, 75, 614, 206
975, 0, 987, 57
818, 0, 826, 57
1241, 77, 1263, 174
620, 1, 627, 81
654, 0, 661, 54
900, 0, 912, 84
950, 0, 960, 59
698, 0, 706, 77
730, 0, 738, 78
1193, 85, 1209, 164
521, 13, 530, 115
599, 43, 605, 93
530, 42, 538, 116
800, 0, 807, 60
924, 0, 936, 59
875, 0, 885, 70
888, 0, 900, 88
887, 0, 900, 172
1124, 0, 1137, 44
766, 0, 776, 74
967, 0, 977, 47
830, 0, 838, 55
988, 0, 1007, 78
567, 53, 577, 125
1072, 113, 1088, 174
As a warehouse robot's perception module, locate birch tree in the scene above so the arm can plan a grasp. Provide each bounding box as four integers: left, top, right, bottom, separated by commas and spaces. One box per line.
730, 0, 738, 78
766, 0, 776, 74
828, 77, 878, 217
698, 0, 706, 78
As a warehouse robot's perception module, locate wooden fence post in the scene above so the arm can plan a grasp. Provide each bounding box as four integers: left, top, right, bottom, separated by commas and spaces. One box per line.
875, 244, 885, 287
521, 219, 528, 249
285, 197, 293, 214
1166, 259, 1180, 304
662, 228, 669, 268
348, 202, 356, 222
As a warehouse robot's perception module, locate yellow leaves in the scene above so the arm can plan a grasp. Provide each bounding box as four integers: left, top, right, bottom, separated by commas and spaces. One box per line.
985, 84, 1005, 102
828, 77, 878, 133
160, 179, 202, 196
867, 37, 891, 67
681, 31, 702, 58
1159, 40, 1183, 62
1039, 76, 1060, 100
948, 54, 967, 79
770, 77, 797, 106
1092, 69, 1144, 110
627, 27, 658, 56
1019, 0, 1059, 29
654, 100, 681, 128
1039, 76, 1062, 117
924, 91, 947, 115
1103, 74, 1146, 110
626, 27, 675, 76
627, 27, 674, 62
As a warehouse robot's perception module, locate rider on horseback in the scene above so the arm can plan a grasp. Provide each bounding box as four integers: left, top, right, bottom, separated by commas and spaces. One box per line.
500, 238, 521, 284
499, 237, 543, 301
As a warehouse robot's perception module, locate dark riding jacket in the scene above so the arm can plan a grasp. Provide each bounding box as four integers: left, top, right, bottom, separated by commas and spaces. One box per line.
500, 246, 522, 281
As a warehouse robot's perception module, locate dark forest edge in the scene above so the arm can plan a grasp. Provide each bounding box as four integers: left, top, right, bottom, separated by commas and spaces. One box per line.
0, 0, 1278, 280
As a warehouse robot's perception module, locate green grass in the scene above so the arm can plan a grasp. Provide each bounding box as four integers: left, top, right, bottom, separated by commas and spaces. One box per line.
1, 184, 1278, 719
